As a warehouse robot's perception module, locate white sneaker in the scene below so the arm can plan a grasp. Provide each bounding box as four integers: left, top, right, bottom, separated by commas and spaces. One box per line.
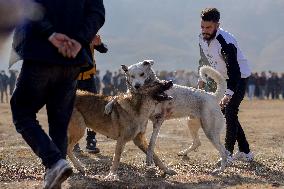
43, 159, 73, 189
233, 151, 254, 162
216, 155, 234, 167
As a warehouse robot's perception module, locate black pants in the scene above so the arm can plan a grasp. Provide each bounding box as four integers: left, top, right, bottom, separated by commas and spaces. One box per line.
10, 60, 80, 168
223, 78, 250, 154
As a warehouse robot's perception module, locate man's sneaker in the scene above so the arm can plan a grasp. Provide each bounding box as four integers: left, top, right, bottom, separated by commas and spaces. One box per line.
86, 142, 100, 154
233, 151, 254, 162
43, 159, 73, 189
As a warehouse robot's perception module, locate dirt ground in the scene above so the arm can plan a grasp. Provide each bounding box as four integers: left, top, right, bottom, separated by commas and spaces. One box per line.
0, 99, 283, 189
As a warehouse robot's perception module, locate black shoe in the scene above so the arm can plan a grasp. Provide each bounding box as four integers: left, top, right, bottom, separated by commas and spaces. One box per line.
73, 144, 83, 153
86, 143, 100, 154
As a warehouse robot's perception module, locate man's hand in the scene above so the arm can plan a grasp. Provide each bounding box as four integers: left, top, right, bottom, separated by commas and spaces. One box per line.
219, 94, 232, 109
197, 80, 205, 89
49, 32, 82, 58
48, 33, 71, 49
58, 39, 82, 58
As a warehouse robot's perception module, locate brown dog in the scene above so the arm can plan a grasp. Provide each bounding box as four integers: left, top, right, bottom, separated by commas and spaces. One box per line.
67, 67, 175, 179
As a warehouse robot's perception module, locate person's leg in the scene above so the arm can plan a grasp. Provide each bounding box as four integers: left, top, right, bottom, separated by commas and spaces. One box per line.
236, 120, 250, 153
4, 87, 8, 103
84, 78, 100, 153
0, 89, 3, 103
224, 78, 250, 155
46, 65, 80, 159
10, 61, 62, 168
76, 78, 100, 153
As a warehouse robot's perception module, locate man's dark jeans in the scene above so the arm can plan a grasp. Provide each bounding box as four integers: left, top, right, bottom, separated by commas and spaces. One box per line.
223, 78, 251, 154
10, 60, 80, 168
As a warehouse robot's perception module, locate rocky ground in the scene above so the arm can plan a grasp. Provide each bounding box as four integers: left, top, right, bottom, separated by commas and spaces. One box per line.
0, 100, 283, 188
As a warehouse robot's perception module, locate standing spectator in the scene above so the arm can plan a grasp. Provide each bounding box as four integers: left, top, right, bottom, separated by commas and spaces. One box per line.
75, 34, 108, 154
266, 71, 273, 99
10, 0, 105, 188
258, 72, 267, 99
280, 73, 284, 99
117, 69, 127, 93
94, 70, 101, 94
254, 72, 260, 98
9, 70, 18, 95
247, 73, 256, 100
0, 70, 9, 103
112, 71, 119, 95
102, 70, 113, 95
198, 8, 253, 164
270, 72, 279, 99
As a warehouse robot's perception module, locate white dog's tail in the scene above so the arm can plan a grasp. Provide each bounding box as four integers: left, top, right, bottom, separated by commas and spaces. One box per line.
199, 66, 227, 101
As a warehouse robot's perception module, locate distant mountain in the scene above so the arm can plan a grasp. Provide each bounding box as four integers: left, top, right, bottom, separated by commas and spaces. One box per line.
1, 0, 283, 74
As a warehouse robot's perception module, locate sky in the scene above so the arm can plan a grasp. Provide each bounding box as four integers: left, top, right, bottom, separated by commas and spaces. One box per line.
1, 0, 283, 74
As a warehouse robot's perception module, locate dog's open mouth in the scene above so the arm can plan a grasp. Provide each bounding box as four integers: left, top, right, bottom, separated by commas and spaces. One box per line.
137, 80, 173, 102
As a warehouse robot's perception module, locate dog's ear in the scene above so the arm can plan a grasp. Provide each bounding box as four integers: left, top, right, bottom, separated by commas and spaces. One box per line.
121, 65, 128, 72
142, 60, 154, 67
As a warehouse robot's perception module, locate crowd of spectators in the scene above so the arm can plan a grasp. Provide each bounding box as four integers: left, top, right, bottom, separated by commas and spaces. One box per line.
1, 69, 283, 102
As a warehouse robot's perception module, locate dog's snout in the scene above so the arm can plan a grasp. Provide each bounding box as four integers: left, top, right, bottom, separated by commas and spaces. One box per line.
134, 84, 141, 89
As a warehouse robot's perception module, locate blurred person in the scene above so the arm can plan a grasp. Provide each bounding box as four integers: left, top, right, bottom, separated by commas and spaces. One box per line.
8, 70, 18, 95
280, 73, 284, 99
112, 71, 119, 95
0, 0, 35, 46
254, 72, 260, 98
0, 70, 9, 103
74, 34, 108, 154
266, 71, 273, 99
271, 72, 280, 99
198, 8, 253, 163
247, 73, 256, 100
117, 69, 127, 93
10, 0, 105, 188
94, 70, 101, 94
102, 70, 113, 95
258, 71, 267, 99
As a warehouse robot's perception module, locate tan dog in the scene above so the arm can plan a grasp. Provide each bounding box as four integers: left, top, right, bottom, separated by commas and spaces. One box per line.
67, 64, 175, 179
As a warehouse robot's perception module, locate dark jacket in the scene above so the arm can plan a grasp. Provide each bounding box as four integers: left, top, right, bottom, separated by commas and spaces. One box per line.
12, 0, 105, 67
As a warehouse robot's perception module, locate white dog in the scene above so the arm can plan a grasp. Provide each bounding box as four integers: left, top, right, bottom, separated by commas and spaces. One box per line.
105, 60, 229, 173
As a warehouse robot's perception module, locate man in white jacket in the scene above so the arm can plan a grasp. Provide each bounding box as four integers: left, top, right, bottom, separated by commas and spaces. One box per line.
198, 7, 254, 163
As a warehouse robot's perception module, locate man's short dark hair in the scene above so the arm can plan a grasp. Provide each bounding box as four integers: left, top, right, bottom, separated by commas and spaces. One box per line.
201, 8, 220, 23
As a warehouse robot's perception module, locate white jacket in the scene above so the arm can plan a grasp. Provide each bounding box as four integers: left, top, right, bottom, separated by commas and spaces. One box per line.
199, 28, 251, 96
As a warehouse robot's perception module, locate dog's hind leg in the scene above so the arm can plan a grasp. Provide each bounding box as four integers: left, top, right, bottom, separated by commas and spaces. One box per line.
178, 118, 201, 156
105, 137, 126, 180
133, 133, 177, 176
200, 115, 227, 174
67, 109, 87, 174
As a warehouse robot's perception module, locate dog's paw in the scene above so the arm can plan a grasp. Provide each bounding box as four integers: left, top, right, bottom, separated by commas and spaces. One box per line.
104, 102, 114, 115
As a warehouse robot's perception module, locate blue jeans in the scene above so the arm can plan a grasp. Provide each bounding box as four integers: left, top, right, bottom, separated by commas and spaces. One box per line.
10, 60, 80, 168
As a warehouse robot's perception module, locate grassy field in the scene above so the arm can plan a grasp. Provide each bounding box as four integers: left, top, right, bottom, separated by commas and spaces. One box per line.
0, 100, 283, 189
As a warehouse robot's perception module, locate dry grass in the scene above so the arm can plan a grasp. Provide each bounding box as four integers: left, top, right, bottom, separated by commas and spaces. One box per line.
0, 100, 283, 189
